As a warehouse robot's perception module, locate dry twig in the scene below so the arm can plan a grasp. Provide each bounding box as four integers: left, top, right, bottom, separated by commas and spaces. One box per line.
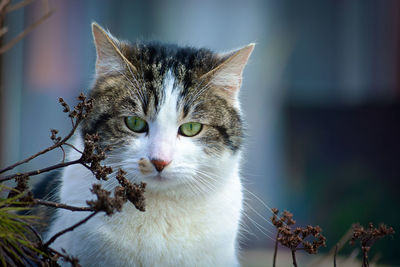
0, 0, 54, 54
271, 208, 326, 267
350, 223, 394, 267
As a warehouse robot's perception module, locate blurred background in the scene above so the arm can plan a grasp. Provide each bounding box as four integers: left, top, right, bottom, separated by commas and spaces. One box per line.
1, 0, 399, 265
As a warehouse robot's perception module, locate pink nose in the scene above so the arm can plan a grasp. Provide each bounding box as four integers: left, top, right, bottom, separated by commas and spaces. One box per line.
150, 159, 171, 172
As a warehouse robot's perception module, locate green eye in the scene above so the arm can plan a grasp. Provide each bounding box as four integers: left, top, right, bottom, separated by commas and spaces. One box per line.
179, 122, 202, 137
125, 116, 148, 133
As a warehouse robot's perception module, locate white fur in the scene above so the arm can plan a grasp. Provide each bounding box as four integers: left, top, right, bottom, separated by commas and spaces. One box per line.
148, 71, 179, 163
46, 71, 243, 266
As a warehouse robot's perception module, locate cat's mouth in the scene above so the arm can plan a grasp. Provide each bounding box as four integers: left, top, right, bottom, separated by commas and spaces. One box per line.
154, 174, 166, 181
148, 173, 169, 182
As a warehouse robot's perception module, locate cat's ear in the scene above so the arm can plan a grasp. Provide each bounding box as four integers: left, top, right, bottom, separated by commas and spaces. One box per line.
92, 22, 136, 76
201, 43, 255, 98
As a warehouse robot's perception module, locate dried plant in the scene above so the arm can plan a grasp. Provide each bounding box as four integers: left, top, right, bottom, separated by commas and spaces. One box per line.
0, 5, 148, 264
350, 222, 395, 267
0, 94, 146, 266
270, 207, 396, 267
271, 208, 326, 267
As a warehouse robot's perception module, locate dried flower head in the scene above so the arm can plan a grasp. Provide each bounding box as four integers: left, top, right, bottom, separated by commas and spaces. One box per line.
81, 134, 112, 181
87, 184, 125, 216
59, 97, 70, 113
50, 129, 61, 144
350, 222, 395, 249
116, 169, 146, 212
7, 175, 33, 202
271, 208, 326, 255
350, 222, 394, 267
58, 93, 93, 121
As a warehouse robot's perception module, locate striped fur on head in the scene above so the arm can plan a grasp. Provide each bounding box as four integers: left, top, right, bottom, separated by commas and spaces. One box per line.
81, 23, 254, 192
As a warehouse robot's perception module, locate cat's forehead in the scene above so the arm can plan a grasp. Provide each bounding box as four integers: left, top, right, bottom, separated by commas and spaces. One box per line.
124, 42, 222, 83
103, 43, 223, 119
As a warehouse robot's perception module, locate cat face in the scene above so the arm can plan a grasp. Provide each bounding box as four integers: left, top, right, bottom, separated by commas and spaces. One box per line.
81, 23, 254, 194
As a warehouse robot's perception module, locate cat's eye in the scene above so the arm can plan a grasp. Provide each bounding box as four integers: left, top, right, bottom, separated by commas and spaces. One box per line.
178, 122, 202, 137
125, 116, 148, 133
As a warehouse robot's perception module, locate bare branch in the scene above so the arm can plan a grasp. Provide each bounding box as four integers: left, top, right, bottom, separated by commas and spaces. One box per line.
64, 142, 83, 154
5, 0, 35, 13
34, 199, 94, 212
0, 9, 54, 54
273, 231, 279, 267
0, 0, 11, 14
0, 159, 81, 183
60, 145, 66, 163
0, 26, 7, 37
0, 117, 81, 174
334, 244, 338, 267
291, 250, 298, 267
44, 212, 98, 247
48, 247, 82, 267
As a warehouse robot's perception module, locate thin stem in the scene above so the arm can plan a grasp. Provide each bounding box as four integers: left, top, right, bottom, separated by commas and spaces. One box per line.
60, 145, 66, 163
0, 159, 81, 183
0, 26, 6, 37
5, 0, 34, 13
362, 247, 369, 267
291, 249, 298, 267
70, 116, 75, 128
64, 142, 83, 154
34, 199, 94, 212
0, 10, 54, 54
44, 211, 98, 247
0, 117, 81, 174
334, 244, 338, 267
48, 247, 82, 267
273, 232, 279, 267
0, 0, 11, 14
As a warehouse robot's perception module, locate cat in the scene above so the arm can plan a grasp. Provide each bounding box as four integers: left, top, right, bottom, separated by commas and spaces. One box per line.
45, 22, 254, 267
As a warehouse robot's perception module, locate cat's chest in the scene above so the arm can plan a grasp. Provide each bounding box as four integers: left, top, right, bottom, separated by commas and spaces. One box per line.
99, 189, 235, 241
99, 195, 219, 244
55, 170, 242, 266
80, 194, 239, 265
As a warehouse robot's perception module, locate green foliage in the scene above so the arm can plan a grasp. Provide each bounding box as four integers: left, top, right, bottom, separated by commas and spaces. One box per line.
0, 185, 44, 266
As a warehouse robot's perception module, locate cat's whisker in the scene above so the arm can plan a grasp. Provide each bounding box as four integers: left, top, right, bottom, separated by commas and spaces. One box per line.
195, 176, 217, 193
237, 220, 258, 241
242, 187, 288, 227
242, 201, 277, 229
194, 169, 279, 237
195, 169, 225, 184
194, 171, 223, 190
239, 214, 257, 239
240, 210, 275, 241
185, 178, 205, 196
242, 187, 275, 215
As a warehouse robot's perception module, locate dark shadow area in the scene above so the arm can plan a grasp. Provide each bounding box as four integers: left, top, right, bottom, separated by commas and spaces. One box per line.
284, 101, 400, 263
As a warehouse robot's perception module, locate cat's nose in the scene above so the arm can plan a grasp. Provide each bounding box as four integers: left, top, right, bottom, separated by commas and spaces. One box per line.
150, 159, 171, 172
